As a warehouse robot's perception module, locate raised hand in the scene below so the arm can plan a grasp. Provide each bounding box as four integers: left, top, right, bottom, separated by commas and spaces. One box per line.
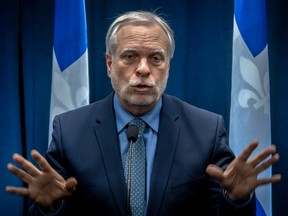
206, 140, 281, 201
6, 150, 77, 209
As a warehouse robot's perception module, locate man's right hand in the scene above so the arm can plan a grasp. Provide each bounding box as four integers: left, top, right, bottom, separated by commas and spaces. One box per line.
6, 149, 77, 209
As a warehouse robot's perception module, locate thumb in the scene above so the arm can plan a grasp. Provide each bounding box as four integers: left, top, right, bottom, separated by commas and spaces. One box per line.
206, 164, 224, 181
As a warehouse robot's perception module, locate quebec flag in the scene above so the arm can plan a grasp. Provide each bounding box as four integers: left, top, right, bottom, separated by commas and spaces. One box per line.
49, 0, 89, 144
229, 0, 271, 215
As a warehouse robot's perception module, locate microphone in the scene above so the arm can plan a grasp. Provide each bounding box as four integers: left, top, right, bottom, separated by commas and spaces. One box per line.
126, 124, 139, 216
127, 125, 138, 143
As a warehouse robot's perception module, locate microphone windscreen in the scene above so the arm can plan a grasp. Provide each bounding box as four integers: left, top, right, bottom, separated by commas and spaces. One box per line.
127, 125, 138, 143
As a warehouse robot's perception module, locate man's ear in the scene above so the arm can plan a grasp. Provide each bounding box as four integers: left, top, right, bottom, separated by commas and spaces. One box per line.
106, 53, 112, 77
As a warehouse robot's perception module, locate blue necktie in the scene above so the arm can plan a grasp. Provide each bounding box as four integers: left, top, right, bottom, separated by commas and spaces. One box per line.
125, 118, 146, 216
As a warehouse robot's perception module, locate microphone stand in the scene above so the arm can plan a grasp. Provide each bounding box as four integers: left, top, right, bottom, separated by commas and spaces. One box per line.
126, 124, 138, 216
126, 139, 133, 216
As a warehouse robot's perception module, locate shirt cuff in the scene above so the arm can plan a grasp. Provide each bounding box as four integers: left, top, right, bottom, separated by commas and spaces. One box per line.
223, 189, 254, 206
37, 200, 64, 216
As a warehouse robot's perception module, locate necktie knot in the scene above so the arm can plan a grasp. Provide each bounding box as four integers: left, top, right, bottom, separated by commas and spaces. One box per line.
129, 118, 146, 135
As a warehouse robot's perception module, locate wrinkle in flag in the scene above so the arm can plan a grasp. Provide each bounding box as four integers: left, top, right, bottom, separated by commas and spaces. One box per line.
49, 0, 89, 144
229, 0, 271, 215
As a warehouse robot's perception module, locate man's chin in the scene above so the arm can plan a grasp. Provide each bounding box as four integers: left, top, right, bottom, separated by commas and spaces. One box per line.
127, 94, 157, 106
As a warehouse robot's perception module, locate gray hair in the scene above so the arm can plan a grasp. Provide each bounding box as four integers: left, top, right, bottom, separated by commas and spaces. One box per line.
105, 11, 175, 60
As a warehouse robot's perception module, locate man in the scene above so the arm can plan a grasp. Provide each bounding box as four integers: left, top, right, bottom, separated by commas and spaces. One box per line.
6, 11, 281, 216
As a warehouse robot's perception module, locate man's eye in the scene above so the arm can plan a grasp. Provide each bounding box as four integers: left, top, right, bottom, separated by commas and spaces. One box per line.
123, 54, 135, 61
150, 55, 163, 64
152, 56, 160, 61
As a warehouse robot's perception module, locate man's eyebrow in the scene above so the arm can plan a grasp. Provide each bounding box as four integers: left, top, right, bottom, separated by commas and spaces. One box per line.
122, 47, 165, 54
152, 49, 165, 55
122, 48, 138, 52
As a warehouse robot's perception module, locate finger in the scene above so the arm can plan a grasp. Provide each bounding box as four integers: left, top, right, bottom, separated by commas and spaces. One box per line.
7, 163, 33, 184
255, 153, 280, 174
30, 150, 53, 173
206, 164, 224, 181
257, 174, 282, 186
12, 153, 41, 177
65, 177, 78, 192
6, 186, 30, 196
237, 140, 259, 162
249, 145, 277, 167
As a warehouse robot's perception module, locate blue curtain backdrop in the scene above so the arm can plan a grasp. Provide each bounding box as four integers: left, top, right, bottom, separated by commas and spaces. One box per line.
0, 0, 287, 215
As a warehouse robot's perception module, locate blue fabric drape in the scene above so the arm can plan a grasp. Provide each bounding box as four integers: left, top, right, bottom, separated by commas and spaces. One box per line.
0, 0, 287, 215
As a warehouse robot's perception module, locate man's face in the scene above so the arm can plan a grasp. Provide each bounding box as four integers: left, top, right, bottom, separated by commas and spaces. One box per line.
106, 24, 170, 114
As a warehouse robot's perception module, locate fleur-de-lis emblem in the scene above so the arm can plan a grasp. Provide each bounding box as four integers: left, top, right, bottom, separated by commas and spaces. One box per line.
51, 71, 89, 117
238, 56, 270, 114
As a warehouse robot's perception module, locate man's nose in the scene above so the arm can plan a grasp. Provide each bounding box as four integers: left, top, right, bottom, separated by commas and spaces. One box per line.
135, 58, 150, 76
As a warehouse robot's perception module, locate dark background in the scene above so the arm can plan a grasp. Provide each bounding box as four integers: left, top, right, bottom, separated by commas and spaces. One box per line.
0, 0, 287, 215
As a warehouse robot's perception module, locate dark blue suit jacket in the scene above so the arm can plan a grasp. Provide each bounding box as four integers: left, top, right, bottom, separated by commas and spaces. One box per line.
30, 93, 256, 215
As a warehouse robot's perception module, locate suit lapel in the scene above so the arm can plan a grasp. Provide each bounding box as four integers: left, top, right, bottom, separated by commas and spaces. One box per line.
147, 95, 180, 216
93, 94, 127, 215
93, 94, 180, 215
